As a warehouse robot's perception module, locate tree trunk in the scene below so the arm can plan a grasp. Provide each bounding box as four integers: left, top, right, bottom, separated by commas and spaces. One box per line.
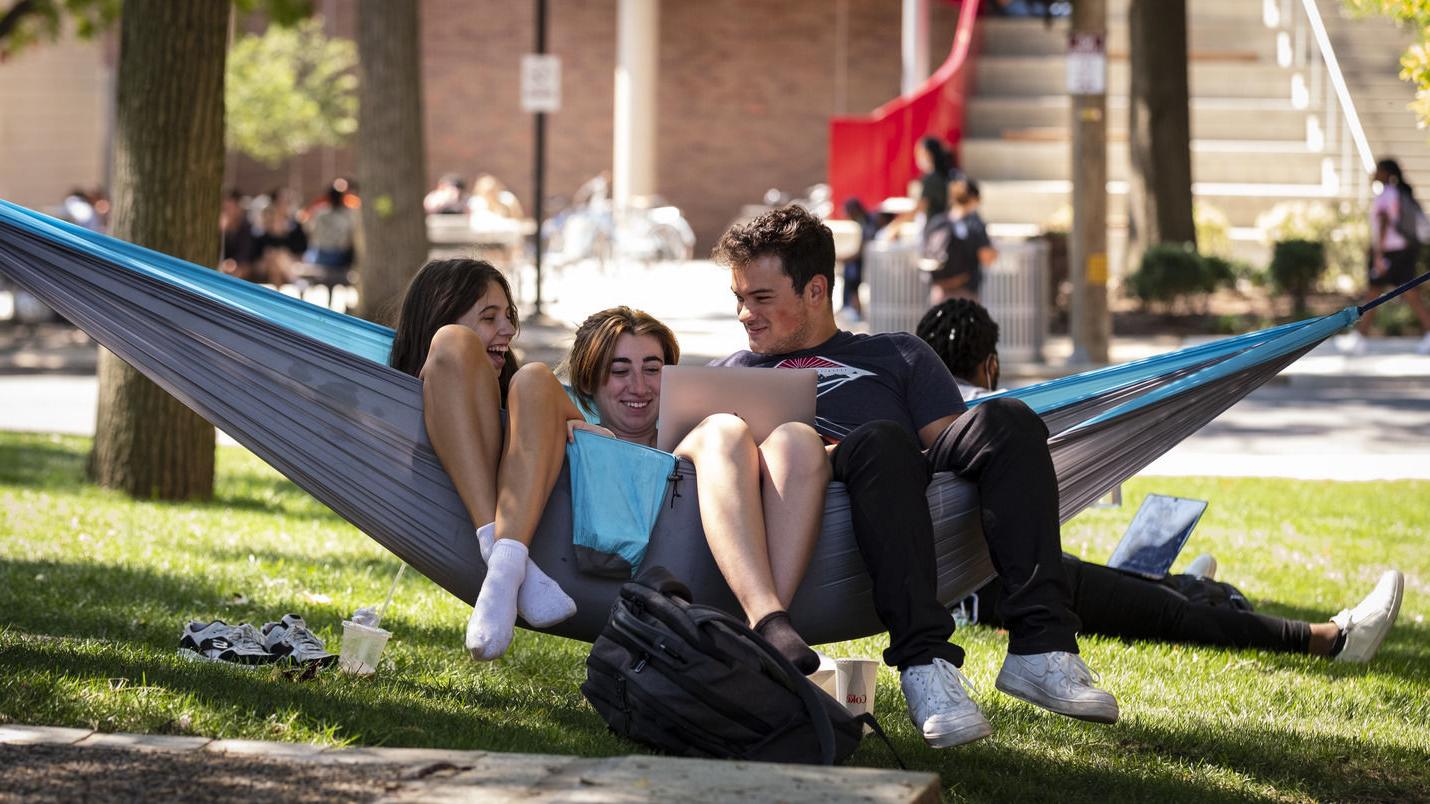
1127, 0, 1196, 271
89, 0, 227, 500
355, 0, 428, 324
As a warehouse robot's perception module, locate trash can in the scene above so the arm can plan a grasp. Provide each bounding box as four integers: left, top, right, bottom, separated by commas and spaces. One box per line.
983, 238, 1048, 364
864, 240, 925, 335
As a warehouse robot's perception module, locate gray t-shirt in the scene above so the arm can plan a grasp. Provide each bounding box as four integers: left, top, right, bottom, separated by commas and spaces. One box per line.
712, 330, 966, 443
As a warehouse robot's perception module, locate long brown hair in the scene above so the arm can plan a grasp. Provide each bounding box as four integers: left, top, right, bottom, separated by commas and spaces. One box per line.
388, 259, 520, 390
561, 306, 680, 410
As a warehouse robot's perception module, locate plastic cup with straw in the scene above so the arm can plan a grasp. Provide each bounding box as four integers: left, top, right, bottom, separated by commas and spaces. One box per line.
339, 563, 405, 675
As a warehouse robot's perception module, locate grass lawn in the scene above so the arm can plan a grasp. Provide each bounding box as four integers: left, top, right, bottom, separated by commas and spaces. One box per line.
1, 430, 1426, 801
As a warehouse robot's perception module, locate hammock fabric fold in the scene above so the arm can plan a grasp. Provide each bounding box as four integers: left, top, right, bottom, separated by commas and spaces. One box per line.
0, 201, 1356, 644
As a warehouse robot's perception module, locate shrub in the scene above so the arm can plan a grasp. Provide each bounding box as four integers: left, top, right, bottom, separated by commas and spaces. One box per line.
1269, 239, 1326, 316
1128, 242, 1226, 310
1256, 201, 1367, 291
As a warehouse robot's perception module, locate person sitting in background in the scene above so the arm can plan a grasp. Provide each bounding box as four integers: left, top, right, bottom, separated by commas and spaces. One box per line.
219, 189, 257, 280
470, 174, 524, 220
252, 188, 307, 286
304, 184, 358, 279
920, 179, 995, 304
425, 173, 471, 215
915, 297, 1406, 664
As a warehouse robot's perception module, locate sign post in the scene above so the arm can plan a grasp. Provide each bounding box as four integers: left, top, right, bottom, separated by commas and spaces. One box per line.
523, 0, 558, 320
1068, 7, 1110, 365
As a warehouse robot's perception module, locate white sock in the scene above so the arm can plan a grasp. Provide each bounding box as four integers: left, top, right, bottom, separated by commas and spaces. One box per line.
475, 523, 577, 628
466, 538, 527, 661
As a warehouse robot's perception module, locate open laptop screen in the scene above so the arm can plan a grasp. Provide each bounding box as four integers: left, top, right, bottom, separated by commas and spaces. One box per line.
1107, 494, 1209, 579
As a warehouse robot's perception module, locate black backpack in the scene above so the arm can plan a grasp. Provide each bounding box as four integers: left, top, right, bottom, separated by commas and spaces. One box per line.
581, 568, 901, 766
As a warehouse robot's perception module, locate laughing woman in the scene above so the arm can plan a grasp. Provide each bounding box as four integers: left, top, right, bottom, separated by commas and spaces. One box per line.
389, 258, 598, 660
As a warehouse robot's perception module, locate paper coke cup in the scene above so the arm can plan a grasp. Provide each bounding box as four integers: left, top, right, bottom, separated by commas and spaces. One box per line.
835, 657, 878, 718
338, 620, 392, 676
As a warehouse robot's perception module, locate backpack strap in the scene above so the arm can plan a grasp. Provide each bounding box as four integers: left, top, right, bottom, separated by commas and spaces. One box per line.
856, 713, 908, 770
686, 605, 840, 766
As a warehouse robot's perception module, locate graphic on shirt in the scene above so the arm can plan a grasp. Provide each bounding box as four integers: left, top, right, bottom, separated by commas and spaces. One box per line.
773, 356, 874, 397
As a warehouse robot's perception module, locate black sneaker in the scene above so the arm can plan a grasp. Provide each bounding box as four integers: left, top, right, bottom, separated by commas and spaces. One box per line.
262, 614, 337, 668
178, 620, 277, 665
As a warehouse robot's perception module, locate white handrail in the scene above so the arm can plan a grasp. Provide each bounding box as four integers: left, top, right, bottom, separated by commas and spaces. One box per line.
1299, 0, 1376, 175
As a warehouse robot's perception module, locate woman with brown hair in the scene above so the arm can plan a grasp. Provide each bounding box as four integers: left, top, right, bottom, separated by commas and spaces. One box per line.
390, 258, 600, 661
393, 270, 830, 669
561, 307, 830, 673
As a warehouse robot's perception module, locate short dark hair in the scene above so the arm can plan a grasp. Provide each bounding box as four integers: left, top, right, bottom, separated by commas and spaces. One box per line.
388, 259, 520, 391
915, 298, 998, 380
711, 205, 835, 295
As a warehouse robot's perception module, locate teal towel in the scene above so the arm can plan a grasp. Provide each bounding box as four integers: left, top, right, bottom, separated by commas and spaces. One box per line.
566, 429, 677, 577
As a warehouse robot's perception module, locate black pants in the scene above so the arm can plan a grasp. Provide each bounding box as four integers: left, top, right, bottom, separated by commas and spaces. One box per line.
829, 397, 1079, 670
1067, 557, 1310, 652
976, 557, 1312, 653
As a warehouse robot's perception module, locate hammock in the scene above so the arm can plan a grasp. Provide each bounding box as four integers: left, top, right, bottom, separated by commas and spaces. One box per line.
0, 200, 1362, 644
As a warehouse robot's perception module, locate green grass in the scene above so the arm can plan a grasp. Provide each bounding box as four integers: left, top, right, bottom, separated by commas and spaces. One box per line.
1, 430, 1427, 801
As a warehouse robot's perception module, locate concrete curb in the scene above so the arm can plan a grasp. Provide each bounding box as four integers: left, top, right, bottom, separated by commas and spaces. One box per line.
0, 724, 941, 803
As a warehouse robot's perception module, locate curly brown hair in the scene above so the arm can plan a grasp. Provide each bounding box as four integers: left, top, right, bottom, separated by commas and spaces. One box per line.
560, 306, 680, 410
711, 205, 835, 295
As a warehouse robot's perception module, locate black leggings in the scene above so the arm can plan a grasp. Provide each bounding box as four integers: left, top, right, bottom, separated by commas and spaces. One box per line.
978, 556, 1312, 654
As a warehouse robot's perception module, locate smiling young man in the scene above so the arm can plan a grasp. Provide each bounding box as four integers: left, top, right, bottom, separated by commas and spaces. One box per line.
710, 206, 1118, 748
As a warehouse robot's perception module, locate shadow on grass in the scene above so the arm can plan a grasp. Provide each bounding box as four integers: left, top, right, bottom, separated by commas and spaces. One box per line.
0, 436, 88, 490
0, 638, 621, 758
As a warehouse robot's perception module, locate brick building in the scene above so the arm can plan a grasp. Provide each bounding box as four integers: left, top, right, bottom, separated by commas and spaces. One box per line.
2, 1, 961, 250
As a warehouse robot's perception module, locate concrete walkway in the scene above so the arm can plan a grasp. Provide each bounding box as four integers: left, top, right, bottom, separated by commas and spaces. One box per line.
0, 724, 939, 803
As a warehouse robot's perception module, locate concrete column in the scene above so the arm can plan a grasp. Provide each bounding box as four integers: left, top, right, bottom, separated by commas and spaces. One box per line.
901, 0, 929, 95
614, 0, 659, 210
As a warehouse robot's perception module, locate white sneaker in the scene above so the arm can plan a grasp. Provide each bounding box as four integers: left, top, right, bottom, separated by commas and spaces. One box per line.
1186, 553, 1218, 581
1332, 570, 1404, 663
1335, 330, 1367, 355
996, 652, 1119, 723
1416, 332, 1430, 355
899, 658, 993, 748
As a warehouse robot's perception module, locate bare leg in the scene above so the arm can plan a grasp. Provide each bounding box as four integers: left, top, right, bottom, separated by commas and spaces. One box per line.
757, 422, 830, 607
674, 414, 783, 624
421, 325, 502, 527
675, 415, 819, 673
1308, 622, 1341, 656
496, 362, 586, 547
1407, 287, 1430, 331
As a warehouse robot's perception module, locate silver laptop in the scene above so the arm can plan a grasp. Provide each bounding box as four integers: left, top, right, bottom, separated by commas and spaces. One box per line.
655, 366, 817, 452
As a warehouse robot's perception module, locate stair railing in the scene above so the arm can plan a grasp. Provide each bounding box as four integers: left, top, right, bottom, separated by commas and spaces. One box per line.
1267, 0, 1375, 204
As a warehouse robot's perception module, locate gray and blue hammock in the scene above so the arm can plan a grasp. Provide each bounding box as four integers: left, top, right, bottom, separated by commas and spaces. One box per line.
1, 200, 1415, 644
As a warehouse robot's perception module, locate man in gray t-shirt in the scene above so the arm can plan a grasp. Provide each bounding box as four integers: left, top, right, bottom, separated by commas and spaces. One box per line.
711, 206, 1118, 749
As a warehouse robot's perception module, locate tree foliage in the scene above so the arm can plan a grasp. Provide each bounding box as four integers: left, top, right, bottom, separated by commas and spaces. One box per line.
1345, 0, 1430, 127
225, 17, 357, 167
0, 0, 310, 58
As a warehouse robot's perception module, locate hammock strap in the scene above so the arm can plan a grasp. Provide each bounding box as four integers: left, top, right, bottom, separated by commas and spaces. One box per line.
1358, 270, 1430, 315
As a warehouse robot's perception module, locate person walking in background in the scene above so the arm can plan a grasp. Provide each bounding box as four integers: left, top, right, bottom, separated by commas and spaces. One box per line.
1339, 158, 1430, 355
839, 197, 889, 322
921, 178, 996, 304
916, 297, 1406, 664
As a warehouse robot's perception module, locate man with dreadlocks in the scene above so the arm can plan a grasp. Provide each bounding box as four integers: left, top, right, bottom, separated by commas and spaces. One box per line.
915, 298, 1405, 667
